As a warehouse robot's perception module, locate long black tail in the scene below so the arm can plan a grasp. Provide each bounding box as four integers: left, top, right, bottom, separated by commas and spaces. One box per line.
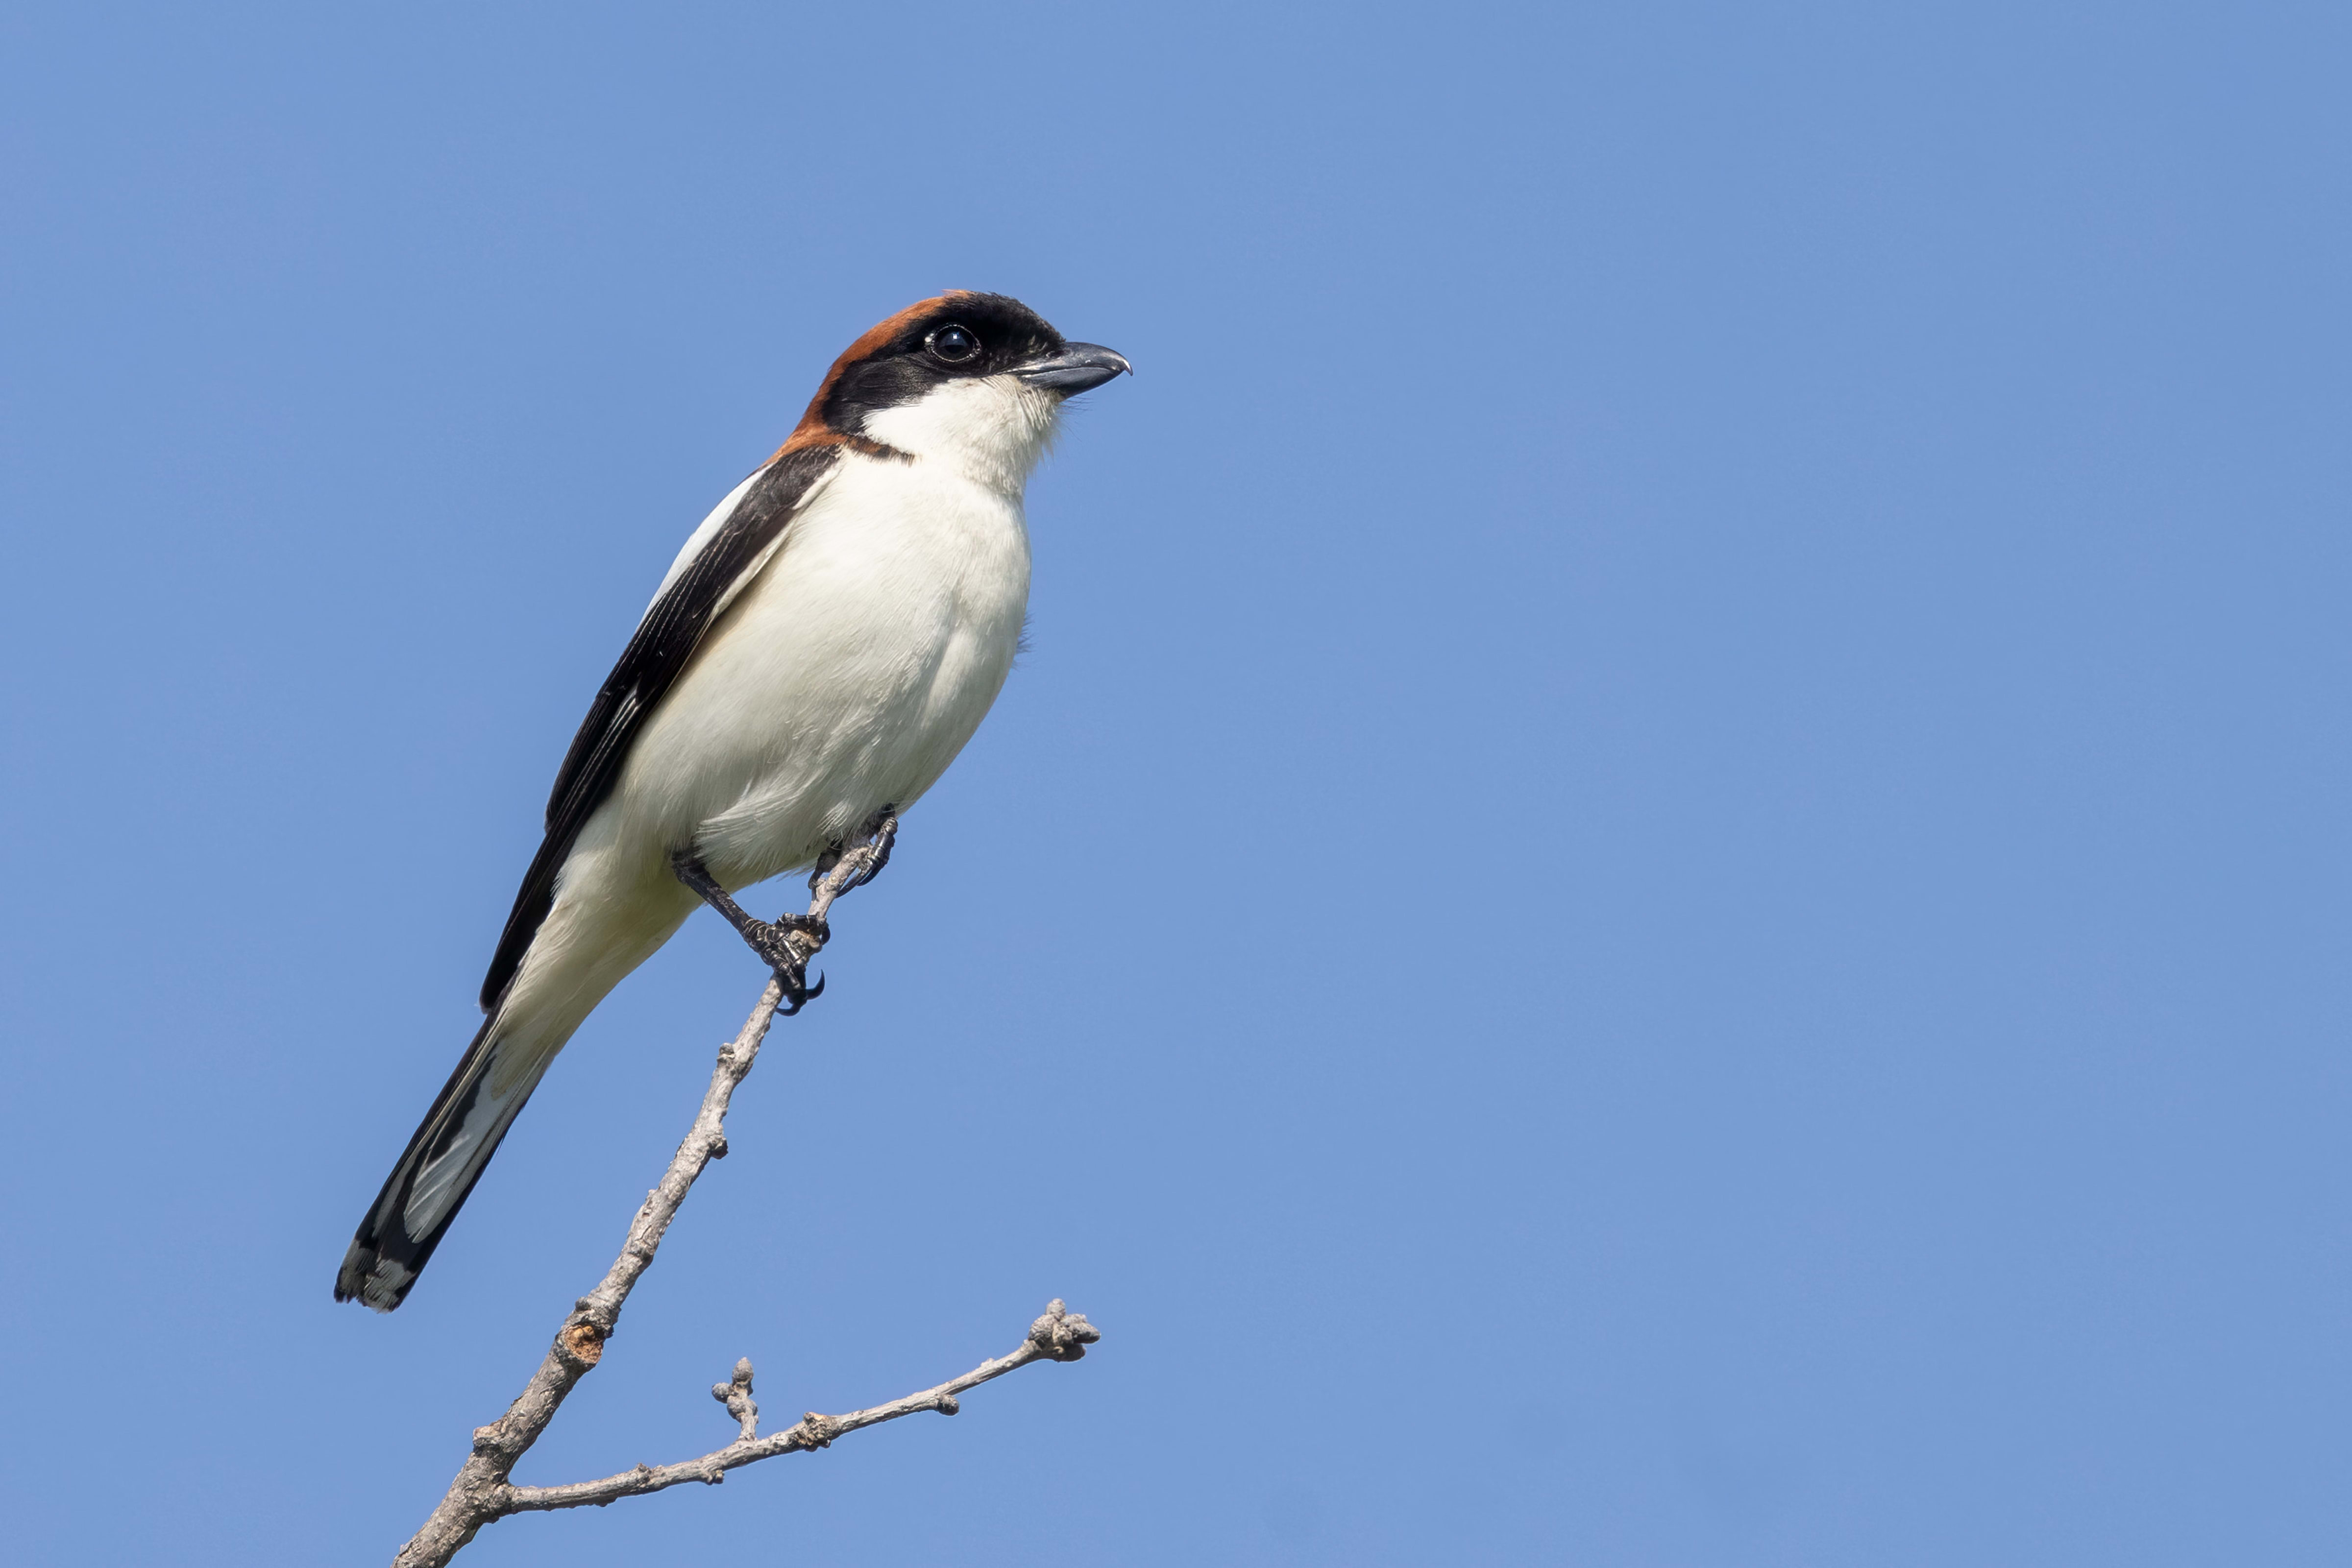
336, 1013, 547, 1311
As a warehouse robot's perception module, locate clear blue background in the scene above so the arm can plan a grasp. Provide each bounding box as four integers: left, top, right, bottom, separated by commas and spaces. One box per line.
2, 3, 2346, 1563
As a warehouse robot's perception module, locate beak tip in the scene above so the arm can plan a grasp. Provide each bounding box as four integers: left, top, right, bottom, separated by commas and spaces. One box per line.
1016, 342, 1132, 395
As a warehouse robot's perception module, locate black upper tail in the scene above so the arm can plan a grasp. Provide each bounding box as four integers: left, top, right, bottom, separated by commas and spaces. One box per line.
335, 1014, 542, 1311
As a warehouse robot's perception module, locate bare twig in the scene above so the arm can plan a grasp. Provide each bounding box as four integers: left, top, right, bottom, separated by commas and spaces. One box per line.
389, 833, 1098, 1567
499, 1301, 1098, 1515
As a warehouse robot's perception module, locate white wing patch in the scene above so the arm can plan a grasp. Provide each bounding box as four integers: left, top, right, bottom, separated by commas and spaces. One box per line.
645, 462, 840, 618
647, 466, 765, 609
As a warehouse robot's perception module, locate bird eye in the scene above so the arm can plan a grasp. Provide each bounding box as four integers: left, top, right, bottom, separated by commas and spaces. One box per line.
926, 324, 980, 364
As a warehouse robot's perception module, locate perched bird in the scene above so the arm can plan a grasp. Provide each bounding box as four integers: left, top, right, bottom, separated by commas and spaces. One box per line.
337, 293, 1128, 1311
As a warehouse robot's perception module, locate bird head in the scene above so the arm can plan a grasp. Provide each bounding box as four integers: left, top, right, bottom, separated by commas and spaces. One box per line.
780, 292, 1130, 489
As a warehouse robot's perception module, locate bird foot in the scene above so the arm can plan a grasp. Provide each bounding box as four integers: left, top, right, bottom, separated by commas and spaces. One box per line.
672, 850, 836, 1012
811, 808, 898, 898
744, 913, 829, 1013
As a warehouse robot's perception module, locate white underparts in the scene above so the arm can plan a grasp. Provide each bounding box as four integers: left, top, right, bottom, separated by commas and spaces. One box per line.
466, 373, 1058, 1121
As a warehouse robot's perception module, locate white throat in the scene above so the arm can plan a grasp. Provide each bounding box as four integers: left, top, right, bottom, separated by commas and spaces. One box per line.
859, 375, 1061, 494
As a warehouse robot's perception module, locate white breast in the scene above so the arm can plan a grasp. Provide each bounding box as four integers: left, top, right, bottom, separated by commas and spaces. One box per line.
603, 443, 1033, 890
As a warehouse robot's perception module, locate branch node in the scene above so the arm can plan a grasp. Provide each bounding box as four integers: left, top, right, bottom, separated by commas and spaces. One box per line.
708, 1133, 729, 1159
934, 1394, 961, 1416
793, 1412, 843, 1449
1027, 1299, 1101, 1362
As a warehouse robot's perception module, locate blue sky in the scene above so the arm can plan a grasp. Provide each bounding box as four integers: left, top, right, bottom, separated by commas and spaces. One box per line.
2, 3, 2348, 1564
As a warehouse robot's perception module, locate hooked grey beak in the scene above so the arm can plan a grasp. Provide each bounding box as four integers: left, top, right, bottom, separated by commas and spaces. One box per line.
1014, 342, 1132, 395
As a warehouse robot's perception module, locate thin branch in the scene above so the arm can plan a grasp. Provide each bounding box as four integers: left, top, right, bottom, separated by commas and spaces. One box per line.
389, 836, 1098, 1568
499, 1301, 1099, 1515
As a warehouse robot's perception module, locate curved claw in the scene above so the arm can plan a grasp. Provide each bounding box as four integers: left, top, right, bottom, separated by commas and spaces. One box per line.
848, 835, 894, 892
775, 970, 826, 1016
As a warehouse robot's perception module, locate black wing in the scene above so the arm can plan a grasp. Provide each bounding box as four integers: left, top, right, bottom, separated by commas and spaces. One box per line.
478, 444, 840, 1011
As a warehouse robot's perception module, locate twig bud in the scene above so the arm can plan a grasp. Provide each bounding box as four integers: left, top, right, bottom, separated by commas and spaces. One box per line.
1027, 1299, 1101, 1362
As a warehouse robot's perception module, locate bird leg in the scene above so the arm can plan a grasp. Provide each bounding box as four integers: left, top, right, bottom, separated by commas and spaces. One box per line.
671, 852, 830, 1013
670, 810, 896, 1015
